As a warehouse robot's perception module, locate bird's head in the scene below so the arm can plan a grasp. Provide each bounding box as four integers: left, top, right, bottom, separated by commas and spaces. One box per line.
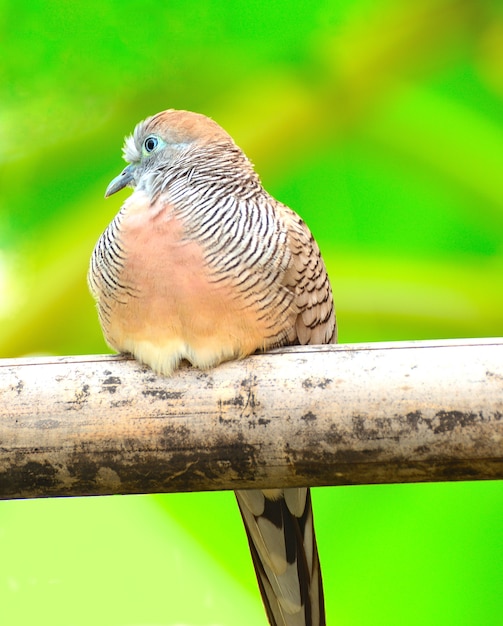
104, 109, 236, 198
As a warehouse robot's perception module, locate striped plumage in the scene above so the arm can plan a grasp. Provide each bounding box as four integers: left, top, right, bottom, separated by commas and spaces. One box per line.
88, 109, 336, 626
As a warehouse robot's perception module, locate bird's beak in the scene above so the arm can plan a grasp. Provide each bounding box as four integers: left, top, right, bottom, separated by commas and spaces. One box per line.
105, 164, 136, 198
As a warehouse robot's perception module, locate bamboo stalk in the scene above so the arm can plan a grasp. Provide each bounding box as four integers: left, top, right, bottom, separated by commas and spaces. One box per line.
0, 338, 502, 500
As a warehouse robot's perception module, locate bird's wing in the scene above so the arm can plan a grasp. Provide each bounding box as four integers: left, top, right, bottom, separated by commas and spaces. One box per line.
280, 204, 337, 346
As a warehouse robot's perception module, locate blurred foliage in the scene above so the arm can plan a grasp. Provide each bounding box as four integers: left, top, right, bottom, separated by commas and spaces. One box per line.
0, 0, 502, 625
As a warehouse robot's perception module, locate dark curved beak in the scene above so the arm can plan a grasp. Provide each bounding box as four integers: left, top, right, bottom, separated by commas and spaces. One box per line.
105, 164, 135, 198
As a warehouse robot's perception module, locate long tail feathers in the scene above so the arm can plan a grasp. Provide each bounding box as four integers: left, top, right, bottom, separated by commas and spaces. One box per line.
235, 488, 325, 626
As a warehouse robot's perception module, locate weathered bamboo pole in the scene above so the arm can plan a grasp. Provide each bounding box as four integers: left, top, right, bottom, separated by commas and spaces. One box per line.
0, 338, 502, 500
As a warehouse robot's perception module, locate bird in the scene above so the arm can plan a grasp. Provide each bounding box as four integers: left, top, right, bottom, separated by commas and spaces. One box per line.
88, 109, 336, 626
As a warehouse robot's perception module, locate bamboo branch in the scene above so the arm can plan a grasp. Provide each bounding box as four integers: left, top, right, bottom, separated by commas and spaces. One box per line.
0, 338, 502, 500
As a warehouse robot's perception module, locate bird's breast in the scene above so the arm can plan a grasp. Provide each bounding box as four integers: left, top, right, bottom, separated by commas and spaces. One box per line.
92, 191, 295, 374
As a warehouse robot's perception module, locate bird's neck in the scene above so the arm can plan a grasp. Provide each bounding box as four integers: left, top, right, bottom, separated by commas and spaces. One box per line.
144, 143, 263, 203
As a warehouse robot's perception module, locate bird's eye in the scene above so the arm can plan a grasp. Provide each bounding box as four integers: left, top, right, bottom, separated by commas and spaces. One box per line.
144, 136, 159, 153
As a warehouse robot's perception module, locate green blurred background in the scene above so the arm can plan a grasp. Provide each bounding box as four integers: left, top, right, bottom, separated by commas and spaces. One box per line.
1, 0, 502, 624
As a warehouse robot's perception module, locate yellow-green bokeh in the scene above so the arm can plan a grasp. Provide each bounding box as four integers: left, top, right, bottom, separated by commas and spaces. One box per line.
1, 1, 502, 624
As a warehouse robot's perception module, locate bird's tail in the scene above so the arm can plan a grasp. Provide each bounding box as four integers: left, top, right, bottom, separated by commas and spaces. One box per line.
235, 487, 325, 626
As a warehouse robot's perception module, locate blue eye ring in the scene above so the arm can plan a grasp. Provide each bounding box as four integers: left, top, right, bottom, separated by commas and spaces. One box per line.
144, 136, 159, 153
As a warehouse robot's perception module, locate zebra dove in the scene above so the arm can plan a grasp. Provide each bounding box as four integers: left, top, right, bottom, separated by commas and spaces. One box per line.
88, 109, 336, 626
